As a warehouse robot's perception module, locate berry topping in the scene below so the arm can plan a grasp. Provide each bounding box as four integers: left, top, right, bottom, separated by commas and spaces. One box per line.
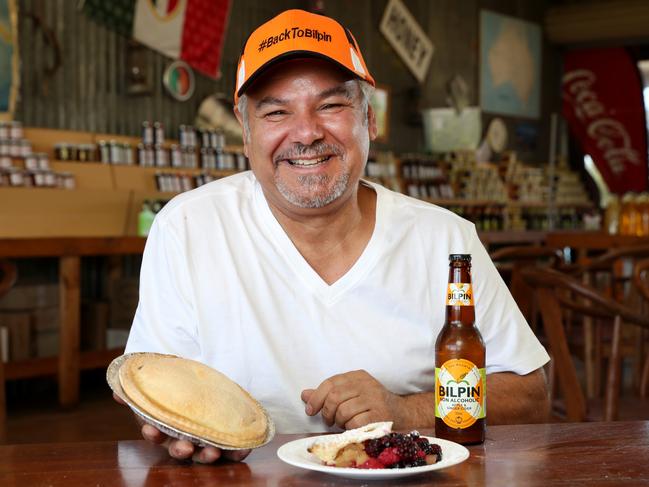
358, 458, 385, 469
377, 446, 401, 467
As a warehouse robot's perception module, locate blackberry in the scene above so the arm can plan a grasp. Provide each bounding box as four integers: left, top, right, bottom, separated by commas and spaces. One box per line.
404, 459, 427, 468
429, 443, 443, 462
416, 437, 434, 455
397, 442, 420, 462
409, 430, 420, 439
363, 438, 383, 458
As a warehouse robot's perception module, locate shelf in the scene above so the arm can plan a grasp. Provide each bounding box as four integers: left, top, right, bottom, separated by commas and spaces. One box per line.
479, 230, 547, 246
421, 197, 593, 210
0, 188, 131, 237
50, 161, 113, 190
4, 348, 124, 380
423, 198, 507, 207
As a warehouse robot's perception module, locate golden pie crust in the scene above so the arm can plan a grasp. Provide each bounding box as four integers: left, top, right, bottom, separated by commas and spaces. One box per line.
118, 353, 268, 448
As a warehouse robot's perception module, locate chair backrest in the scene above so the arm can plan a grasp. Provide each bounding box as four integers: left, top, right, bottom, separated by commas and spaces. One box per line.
522, 267, 649, 422
633, 258, 649, 397
490, 246, 564, 328
634, 258, 649, 303
490, 246, 565, 265
572, 244, 649, 298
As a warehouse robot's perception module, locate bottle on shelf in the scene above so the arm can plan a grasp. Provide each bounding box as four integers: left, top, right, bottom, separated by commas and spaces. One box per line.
603, 195, 620, 235
137, 200, 156, 237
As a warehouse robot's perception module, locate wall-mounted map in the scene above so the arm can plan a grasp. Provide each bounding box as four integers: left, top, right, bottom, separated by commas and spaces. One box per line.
480, 10, 541, 119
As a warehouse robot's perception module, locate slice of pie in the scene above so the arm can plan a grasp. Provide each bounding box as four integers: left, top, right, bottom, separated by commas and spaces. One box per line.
118, 353, 269, 448
308, 422, 442, 469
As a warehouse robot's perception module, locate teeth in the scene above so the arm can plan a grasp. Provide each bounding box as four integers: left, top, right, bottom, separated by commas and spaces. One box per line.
289, 156, 329, 166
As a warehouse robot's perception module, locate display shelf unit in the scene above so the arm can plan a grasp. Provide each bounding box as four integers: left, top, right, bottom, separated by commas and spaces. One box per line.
1, 128, 244, 238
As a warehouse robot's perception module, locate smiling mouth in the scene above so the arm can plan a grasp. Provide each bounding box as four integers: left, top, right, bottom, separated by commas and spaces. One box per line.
286, 155, 332, 167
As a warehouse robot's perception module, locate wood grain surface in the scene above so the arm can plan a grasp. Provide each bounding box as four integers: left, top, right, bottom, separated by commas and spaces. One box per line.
1, 421, 647, 486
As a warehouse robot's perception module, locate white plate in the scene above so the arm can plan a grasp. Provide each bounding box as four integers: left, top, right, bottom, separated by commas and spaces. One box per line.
276, 435, 469, 480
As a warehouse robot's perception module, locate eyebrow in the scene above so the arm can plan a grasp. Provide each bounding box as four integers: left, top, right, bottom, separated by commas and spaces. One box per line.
318, 85, 354, 101
255, 96, 288, 111
254, 84, 354, 111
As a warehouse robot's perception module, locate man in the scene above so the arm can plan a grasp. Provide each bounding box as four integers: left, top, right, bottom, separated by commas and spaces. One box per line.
121, 9, 550, 463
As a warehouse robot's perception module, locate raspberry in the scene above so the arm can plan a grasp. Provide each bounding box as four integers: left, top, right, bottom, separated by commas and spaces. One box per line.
377, 446, 401, 467
358, 458, 385, 469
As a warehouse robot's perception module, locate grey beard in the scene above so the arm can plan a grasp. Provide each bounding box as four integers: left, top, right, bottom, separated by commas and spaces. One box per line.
275, 172, 350, 208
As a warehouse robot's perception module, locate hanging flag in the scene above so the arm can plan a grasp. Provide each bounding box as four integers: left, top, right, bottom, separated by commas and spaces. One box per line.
82, 0, 231, 79
562, 47, 648, 194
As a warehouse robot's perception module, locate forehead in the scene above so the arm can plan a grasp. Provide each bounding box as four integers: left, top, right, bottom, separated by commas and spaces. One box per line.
245, 58, 355, 100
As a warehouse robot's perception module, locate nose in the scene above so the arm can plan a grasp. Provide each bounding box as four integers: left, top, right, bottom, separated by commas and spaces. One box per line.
289, 109, 324, 146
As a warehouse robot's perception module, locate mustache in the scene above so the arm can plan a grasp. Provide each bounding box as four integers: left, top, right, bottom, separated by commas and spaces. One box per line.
274, 142, 344, 163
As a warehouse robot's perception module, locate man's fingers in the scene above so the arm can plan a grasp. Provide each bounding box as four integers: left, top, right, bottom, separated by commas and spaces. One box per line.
190, 447, 251, 464
305, 379, 336, 416
192, 446, 222, 464
113, 392, 127, 405
140, 422, 249, 464
141, 423, 167, 444
321, 388, 361, 426
332, 396, 369, 429
301, 389, 315, 403
168, 439, 195, 460
344, 410, 375, 430
223, 449, 252, 462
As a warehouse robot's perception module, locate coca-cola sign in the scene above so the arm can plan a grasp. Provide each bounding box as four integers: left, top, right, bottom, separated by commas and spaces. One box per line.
562, 48, 648, 194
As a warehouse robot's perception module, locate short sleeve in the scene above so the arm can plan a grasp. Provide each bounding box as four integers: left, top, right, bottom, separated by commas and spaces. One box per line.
125, 216, 201, 358
468, 229, 550, 374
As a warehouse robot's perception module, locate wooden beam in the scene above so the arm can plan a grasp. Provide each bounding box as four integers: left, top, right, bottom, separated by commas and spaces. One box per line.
546, 0, 649, 44
0, 237, 145, 258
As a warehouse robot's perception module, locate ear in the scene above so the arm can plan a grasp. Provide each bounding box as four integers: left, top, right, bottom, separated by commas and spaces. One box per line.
367, 103, 378, 141
233, 105, 249, 158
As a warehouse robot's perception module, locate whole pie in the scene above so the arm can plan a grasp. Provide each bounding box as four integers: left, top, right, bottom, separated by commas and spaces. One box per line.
118, 353, 269, 448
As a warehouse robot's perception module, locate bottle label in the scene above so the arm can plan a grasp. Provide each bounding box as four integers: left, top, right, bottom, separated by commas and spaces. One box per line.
435, 359, 486, 429
446, 283, 474, 306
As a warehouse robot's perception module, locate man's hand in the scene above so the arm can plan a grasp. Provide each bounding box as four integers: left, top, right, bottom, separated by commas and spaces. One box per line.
301, 370, 406, 430
113, 392, 250, 463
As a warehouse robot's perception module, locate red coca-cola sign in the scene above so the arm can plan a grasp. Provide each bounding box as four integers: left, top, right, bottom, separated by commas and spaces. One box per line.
562, 48, 648, 194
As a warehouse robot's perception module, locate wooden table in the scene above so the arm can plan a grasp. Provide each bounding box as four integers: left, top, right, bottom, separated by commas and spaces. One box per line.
0, 237, 146, 407
1, 421, 647, 486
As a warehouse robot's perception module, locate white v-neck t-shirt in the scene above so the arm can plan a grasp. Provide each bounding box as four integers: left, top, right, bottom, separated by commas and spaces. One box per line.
125, 171, 549, 433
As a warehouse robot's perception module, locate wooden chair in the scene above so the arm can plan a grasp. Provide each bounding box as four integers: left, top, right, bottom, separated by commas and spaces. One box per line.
567, 245, 649, 399
522, 266, 649, 422
633, 258, 649, 397
0, 260, 17, 442
490, 246, 564, 329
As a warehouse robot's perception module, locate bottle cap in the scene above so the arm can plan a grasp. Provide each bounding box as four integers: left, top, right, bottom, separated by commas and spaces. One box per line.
449, 254, 471, 262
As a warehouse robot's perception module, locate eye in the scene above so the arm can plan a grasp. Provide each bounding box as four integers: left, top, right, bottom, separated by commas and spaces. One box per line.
264, 110, 286, 117
321, 103, 345, 111
262, 110, 288, 121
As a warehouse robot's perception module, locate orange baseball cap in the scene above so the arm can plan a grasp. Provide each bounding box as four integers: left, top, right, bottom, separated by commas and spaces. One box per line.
234, 9, 375, 104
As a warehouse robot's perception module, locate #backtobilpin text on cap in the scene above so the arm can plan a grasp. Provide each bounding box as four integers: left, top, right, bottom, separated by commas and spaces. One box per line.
234, 9, 375, 104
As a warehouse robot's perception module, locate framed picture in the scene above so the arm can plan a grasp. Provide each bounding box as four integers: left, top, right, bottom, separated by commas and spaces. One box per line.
0, 0, 19, 120
370, 84, 390, 143
480, 10, 541, 119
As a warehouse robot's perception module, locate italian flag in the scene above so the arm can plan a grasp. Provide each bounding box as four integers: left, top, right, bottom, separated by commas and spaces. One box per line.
83, 0, 231, 78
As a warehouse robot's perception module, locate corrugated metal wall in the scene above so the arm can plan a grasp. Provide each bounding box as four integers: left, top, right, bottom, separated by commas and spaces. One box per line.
13, 0, 556, 159
14, 0, 299, 140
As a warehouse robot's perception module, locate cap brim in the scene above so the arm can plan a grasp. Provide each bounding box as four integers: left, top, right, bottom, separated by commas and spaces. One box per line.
236, 50, 366, 100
